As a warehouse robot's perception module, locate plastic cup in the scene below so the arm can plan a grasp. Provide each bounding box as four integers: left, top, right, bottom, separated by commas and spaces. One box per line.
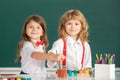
79, 70, 83, 75
21, 78, 26, 80
16, 77, 21, 80
73, 70, 78, 76
84, 69, 89, 75
26, 78, 31, 80
68, 70, 73, 77
57, 68, 67, 78
8, 78, 16, 80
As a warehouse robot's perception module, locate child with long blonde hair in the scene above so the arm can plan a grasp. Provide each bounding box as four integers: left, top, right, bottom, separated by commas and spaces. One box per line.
47, 10, 92, 73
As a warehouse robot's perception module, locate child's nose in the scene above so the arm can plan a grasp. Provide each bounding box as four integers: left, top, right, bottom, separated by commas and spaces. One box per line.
71, 24, 75, 27
33, 27, 37, 31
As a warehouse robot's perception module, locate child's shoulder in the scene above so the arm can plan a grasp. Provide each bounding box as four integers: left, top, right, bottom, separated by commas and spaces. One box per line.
84, 41, 90, 47
53, 38, 64, 45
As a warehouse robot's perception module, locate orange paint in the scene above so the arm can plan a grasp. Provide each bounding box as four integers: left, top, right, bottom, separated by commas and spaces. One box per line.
79, 70, 83, 75
57, 68, 67, 78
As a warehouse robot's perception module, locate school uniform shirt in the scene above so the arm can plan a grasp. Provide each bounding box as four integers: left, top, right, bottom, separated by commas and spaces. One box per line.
20, 40, 46, 75
47, 36, 92, 70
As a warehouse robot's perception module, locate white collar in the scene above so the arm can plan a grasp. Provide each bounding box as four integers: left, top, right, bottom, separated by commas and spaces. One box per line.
30, 39, 39, 43
66, 36, 81, 45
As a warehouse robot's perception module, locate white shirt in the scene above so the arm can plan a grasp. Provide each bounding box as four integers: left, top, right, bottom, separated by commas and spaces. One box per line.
47, 36, 92, 70
20, 40, 46, 75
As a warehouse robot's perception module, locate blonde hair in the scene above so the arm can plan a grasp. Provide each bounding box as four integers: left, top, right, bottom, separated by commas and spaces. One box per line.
58, 9, 89, 43
15, 15, 49, 62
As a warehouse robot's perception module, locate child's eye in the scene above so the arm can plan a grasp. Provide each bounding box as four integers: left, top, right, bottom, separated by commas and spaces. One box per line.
75, 22, 81, 26
37, 26, 41, 29
75, 23, 79, 25
67, 23, 71, 25
28, 26, 33, 28
37, 26, 40, 29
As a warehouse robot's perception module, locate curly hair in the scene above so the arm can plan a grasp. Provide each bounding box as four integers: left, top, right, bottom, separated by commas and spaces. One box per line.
58, 9, 89, 43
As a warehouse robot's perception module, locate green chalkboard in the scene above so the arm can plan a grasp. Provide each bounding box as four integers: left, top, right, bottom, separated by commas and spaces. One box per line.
0, 0, 120, 67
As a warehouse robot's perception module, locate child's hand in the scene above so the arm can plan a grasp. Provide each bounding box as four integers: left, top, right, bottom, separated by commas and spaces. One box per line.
48, 53, 65, 62
50, 53, 65, 62
55, 53, 65, 62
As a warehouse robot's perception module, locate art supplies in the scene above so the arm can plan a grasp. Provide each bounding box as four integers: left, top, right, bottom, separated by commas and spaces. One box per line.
73, 70, 78, 76
56, 50, 67, 78
57, 69, 90, 78
56, 50, 62, 69
67, 70, 72, 77
0, 77, 31, 80
95, 53, 115, 64
95, 64, 115, 79
83, 69, 89, 76
95, 53, 115, 79
67, 69, 90, 77
79, 70, 83, 75
57, 68, 67, 78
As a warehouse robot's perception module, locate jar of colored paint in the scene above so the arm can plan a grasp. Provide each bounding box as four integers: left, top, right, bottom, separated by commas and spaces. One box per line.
79, 70, 83, 75
67, 70, 73, 77
73, 70, 78, 76
57, 68, 67, 78
8, 78, 16, 80
26, 78, 31, 80
16, 77, 21, 80
21, 78, 26, 80
84, 69, 89, 75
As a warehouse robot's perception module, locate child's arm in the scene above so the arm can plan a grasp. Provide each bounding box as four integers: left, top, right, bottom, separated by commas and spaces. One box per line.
48, 52, 65, 61
83, 42, 92, 74
31, 52, 65, 61
47, 52, 65, 68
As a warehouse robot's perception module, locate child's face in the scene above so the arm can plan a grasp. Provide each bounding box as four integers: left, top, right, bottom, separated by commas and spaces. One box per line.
65, 20, 81, 40
26, 20, 43, 41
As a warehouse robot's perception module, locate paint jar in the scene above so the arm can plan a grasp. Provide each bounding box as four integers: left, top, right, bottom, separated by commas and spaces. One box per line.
57, 68, 67, 78
84, 69, 89, 76
79, 69, 83, 75
26, 78, 31, 80
16, 77, 21, 80
67, 70, 73, 77
8, 78, 16, 80
73, 70, 79, 76
21, 78, 26, 80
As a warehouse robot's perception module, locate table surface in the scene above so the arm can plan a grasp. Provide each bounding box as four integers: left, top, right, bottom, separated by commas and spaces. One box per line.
0, 68, 120, 80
